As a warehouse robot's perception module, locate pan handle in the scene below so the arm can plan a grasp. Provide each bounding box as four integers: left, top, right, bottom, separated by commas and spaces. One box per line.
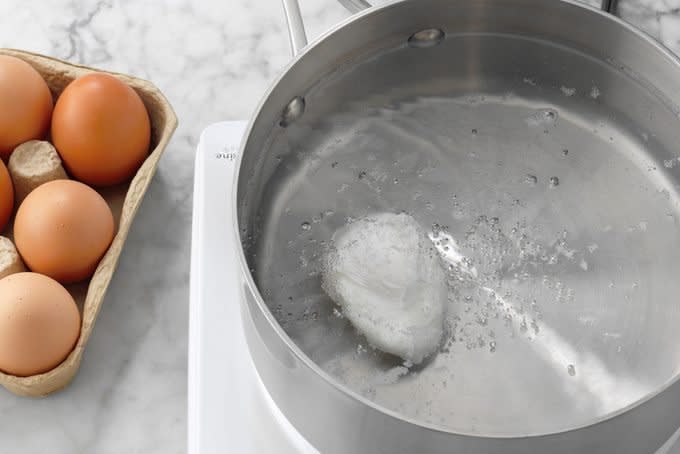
281, 0, 370, 56
341, 0, 619, 14
600, 0, 618, 13
336, 0, 372, 13
281, 0, 308, 56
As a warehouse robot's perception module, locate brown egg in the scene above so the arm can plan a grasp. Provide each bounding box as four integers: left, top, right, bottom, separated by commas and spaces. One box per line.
0, 272, 80, 376
0, 55, 54, 161
51, 73, 151, 186
14, 180, 114, 284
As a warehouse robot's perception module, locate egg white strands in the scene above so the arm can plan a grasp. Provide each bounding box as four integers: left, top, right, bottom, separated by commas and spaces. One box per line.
322, 213, 447, 364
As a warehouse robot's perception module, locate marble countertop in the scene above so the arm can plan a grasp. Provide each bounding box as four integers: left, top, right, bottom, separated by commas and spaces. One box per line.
0, 0, 678, 452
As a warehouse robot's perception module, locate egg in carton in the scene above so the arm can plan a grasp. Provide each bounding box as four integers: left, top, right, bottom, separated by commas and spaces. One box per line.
0, 48, 178, 397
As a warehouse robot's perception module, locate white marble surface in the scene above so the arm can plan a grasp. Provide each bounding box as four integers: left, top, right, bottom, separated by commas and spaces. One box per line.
0, 0, 679, 452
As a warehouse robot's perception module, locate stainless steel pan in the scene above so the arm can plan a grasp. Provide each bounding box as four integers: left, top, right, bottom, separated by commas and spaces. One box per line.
233, 0, 680, 452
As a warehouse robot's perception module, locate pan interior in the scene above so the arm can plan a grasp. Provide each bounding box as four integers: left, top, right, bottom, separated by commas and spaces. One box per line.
246, 32, 680, 436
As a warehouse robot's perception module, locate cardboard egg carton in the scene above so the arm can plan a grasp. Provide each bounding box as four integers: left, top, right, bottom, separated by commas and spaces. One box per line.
0, 48, 178, 397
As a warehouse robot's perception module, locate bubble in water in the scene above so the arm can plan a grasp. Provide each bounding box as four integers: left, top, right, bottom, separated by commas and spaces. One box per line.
560, 86, 576, 97
526, 109, 558, 127
562, 149, 569, 157
659, 188, 671, 200
549, 176, 560, 188
489, 341, 497, 353
567, 364, 576, 376
301, 222, 311, 231
471, 128, 478, 135
519, 318, 528, 334
393, 178, 399, 184
531, 319, 540, 334
431, 223, 444, 237
363, 387, 376, 399
525, 174, 538, 186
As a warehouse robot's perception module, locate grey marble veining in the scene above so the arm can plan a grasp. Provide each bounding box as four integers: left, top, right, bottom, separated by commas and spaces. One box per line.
0, 0, 679, 452
619, 0, 680, 48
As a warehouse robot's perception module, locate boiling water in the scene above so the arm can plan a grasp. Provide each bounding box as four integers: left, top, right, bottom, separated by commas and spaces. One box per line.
252, 93, 680, 435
